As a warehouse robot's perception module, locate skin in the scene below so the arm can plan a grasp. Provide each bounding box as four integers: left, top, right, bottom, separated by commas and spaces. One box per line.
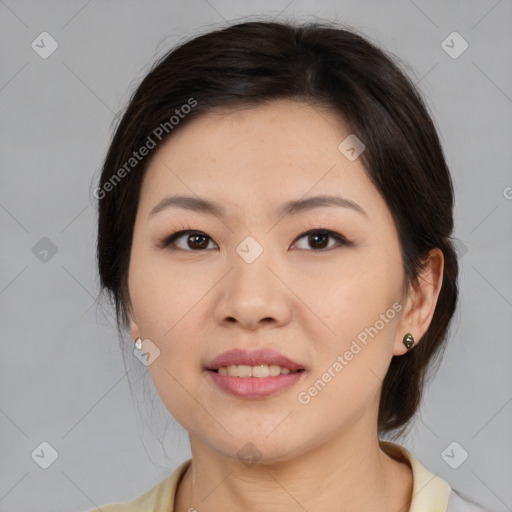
127, 99, 444, 512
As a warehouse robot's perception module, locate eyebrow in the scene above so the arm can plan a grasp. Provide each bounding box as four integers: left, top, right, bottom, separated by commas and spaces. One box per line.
148, 194, 368, 219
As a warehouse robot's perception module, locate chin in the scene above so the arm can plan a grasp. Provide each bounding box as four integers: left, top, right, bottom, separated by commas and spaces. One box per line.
211, 433, 306, 467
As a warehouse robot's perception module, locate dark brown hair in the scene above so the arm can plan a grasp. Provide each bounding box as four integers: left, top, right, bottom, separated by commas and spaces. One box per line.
95, 19, 459, 438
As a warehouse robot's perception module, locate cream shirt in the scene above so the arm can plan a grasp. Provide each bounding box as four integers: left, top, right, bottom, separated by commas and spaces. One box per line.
90, 440, 491, 512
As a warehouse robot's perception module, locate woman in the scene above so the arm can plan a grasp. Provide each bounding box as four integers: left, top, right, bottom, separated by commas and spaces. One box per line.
91, 19, 491, 512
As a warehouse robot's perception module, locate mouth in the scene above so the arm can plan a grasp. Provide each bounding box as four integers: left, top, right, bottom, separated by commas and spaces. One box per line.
204, 349, 307, 399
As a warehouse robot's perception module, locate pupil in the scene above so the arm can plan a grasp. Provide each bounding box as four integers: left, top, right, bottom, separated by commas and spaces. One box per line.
189, 234, 208, 250
310, 233, 328, 249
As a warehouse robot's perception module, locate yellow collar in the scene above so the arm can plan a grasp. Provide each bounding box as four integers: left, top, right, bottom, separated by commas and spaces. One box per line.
380, 440, 451, 511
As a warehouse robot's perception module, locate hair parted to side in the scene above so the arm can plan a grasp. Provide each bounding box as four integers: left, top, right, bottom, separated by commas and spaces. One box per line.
95, 19, 459, 439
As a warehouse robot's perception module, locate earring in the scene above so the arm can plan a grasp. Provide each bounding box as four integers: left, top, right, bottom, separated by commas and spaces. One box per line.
135, 337, 143, 350
402, 333, 415, 350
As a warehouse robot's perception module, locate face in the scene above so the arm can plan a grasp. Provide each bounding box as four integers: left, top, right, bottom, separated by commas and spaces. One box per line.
127, 99, 414, 464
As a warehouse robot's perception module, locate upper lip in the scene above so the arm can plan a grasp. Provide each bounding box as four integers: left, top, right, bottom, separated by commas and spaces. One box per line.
205, 348, 306, 372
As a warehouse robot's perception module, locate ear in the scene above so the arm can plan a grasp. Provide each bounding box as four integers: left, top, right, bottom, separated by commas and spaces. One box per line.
393, 248, 444, 356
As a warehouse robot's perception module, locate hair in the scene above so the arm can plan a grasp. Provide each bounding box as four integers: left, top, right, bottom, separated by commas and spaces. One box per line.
95, 18, 459, 439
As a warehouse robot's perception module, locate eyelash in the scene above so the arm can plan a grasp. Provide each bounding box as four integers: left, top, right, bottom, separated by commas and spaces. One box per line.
159, 225, 353, 252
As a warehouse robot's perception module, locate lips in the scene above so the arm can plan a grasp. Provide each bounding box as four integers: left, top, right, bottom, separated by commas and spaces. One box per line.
205, 348, 306, 372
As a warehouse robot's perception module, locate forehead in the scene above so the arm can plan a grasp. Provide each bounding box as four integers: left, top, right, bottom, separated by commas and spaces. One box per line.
138, 99, 386, 222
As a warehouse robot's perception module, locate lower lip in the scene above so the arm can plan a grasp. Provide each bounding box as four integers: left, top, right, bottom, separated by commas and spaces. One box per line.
205, 370, 306, 398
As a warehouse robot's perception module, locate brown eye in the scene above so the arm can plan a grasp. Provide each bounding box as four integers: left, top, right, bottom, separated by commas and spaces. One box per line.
293, 229, 349, 251
308, 232, 329, 249
186, 233, 210, 250
161, 231, 217, 251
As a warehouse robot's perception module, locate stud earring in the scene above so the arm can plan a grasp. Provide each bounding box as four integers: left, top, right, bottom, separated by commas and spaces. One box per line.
402, 333, 415, 350
135, 337, 143, 350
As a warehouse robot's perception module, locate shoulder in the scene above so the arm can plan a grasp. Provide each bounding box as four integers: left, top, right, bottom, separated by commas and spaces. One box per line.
86, 459, 192, 512
447, 488, 495, 512
379, 441, 493, 512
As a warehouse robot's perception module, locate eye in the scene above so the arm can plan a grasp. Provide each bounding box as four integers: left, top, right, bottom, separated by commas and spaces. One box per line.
292, 229, 349, 251
160, 230, 218, 251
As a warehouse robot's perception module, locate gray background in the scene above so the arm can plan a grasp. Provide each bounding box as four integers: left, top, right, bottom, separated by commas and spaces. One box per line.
0, 1, 511, 511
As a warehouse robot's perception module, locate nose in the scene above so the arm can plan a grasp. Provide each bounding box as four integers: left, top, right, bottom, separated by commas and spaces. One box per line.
213, 249, 292, 331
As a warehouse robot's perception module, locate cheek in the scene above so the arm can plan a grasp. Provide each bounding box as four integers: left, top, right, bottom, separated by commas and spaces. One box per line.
128, 243, 206, 338
298, 256, 401, 401
128, 250, 209, 415
302, 252, 401, 339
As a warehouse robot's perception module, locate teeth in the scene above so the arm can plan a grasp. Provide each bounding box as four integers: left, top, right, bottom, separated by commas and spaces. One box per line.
217, 364, 294, 377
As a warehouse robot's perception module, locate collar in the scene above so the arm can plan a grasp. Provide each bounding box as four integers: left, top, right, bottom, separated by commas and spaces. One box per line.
380, 440, 451, 511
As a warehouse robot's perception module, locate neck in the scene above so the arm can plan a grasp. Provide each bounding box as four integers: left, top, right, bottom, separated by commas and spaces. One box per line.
175, 422, 412, 512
